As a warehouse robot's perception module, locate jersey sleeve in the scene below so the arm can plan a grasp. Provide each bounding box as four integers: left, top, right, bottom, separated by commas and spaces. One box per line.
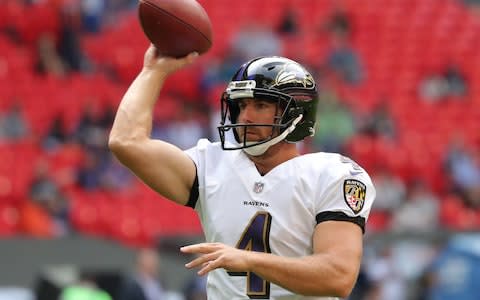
183, 139, 211, 209
315, 156, 376, 233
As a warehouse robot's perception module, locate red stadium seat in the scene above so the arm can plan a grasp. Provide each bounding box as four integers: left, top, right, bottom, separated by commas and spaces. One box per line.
69, 190, 103, 236
0, 202, 20, 236
439, 195, 480, 231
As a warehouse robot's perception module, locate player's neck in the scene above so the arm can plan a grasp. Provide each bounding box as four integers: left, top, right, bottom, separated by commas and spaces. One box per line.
247, 142, 299, 176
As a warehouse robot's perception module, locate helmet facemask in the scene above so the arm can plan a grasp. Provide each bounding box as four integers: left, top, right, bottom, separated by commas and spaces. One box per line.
218, 83, 307, 155
217, 56, 318, 155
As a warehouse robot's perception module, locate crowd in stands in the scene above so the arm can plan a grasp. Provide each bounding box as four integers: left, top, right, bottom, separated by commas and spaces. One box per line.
1, 0, 479, 299
0, 0, 479, 242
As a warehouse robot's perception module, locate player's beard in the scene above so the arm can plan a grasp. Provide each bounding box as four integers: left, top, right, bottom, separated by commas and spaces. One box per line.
236, 126, 278, 143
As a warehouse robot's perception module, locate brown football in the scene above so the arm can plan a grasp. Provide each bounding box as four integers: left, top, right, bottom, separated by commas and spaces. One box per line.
138, 0, 213, 58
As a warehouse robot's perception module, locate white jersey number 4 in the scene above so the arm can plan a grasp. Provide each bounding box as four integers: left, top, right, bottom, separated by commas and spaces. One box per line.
228, 212, 272, 299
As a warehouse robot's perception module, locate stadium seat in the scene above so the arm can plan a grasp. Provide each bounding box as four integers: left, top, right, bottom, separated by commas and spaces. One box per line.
68, 190, 102, 236
440, 195, 480, 231
0, 202, 19, 236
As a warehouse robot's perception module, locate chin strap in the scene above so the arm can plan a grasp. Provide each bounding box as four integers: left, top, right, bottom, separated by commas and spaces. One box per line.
243, 115, 303, 156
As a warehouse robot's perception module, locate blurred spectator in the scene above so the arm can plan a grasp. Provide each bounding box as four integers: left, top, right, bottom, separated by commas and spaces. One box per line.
199, 21, 280, 99
100, 156, 135, 191
202, 22, 283, 99
28, 159, 71, 236
464, 0, 480, 5
104, 0, 137, 13
443, 64, 468, 97
29, 160, 60, 207
200, 52, 244, 93
444, 138, 480, 208
18, 199, 56, 238
43, 115, 68, 150
2, 1, 23, 44
59, 272, 112, 300
35, 33, 66, 77
391, 180, 440, 233
276, 9, 299, 36
418, 64, 468, 102
371, 167, 407, 214
312, 91, 356, 153
117, 248, 166, 300
418, 73, 450, 102
81, 0, 106, 33
161, 105, 208, 150
72, 104, 113, 192
347, 266, 372, 300
183, 275, 207, 300
364, 246, 408, 300
58, 4, 92, 73
324, 3, 352, 37
229, 22, 283, 62
359, 100, 397, 140
76, 149, 105, 190
75, 145, 128, 192
73, 103, 111, 148
325, 31, 365, 84
413, 268, 436, 300
421, 234, 480, 300
0, 101, 30, 141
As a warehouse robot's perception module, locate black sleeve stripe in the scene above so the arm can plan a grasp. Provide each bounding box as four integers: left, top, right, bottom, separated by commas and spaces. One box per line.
186, 164, 199, 208
316, 211, 366, 234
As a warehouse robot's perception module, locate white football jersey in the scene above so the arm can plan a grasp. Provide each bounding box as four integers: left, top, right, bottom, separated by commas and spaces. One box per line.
185, 139, 376, 300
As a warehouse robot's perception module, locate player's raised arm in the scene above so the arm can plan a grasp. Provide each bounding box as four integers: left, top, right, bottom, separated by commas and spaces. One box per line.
108, 45, 199, 206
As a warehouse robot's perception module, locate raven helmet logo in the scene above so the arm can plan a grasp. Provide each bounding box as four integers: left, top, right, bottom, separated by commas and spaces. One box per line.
343, 179, 366, 214
273, 63, 315, 89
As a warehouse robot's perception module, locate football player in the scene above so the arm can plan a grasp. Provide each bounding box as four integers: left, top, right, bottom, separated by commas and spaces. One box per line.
109, 45, 376, 300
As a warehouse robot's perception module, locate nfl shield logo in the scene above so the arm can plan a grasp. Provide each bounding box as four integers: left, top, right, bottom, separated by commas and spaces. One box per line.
253, 182, 264, 193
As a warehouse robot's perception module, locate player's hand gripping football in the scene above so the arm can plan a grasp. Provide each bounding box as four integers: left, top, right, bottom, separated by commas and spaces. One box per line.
181, 243, 252, 276
143, 44, 198, 75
